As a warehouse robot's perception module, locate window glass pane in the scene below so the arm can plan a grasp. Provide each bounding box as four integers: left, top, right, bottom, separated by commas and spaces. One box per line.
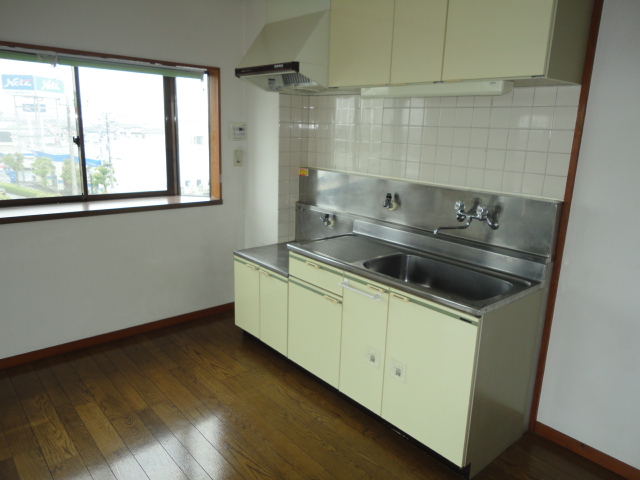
176, 76, 210, 197
78, 67, 166, 194
0, 59, 82, 200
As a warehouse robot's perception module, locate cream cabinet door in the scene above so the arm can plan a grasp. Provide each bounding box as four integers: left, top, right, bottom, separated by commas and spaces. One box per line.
381, 290, 478, 467
339, 274, 389, 415
443, 0, 556, 81
329, 0, 395, 87
390, 0, 447, 84
233, 257, 260, 337
288, 278, 343, 388
259, 269, 288, 356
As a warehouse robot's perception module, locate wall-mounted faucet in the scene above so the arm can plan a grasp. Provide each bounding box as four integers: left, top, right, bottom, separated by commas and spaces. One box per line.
434, 200, 499, 234
383, 193, 398, 211
321, 213, 335, 227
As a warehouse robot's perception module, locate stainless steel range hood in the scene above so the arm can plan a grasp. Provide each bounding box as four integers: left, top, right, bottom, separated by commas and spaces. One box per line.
236, 11, 333, 94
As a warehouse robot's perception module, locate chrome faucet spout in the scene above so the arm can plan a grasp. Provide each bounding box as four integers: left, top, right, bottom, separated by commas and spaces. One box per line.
433, 217, 472, 234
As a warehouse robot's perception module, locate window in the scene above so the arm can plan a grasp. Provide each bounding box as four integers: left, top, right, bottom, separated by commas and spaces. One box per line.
0, 43, 220, 208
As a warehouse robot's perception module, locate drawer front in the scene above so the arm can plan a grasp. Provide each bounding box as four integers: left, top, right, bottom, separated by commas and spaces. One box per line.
289, 253, 343, 296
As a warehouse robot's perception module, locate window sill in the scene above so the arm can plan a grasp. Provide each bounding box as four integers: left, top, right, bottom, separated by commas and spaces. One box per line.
0, 195, 221, 225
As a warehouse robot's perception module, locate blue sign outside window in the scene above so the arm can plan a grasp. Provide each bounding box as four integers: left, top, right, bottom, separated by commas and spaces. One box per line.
2, 74, 35, 91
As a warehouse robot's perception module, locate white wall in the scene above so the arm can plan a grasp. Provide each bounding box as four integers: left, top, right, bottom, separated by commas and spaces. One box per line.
0, 0, 267, 359
538, 0, 640, 469
242, 0, 280, 248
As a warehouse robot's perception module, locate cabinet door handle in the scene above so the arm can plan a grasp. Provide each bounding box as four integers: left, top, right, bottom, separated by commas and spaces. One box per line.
391, 292, 410, 302
367, 284, 385, 294
339, 280, 382, 301
305, 261, 320, 269
245, 264, 258, 271
323, 295, 340, 304
259, 270, 270, 277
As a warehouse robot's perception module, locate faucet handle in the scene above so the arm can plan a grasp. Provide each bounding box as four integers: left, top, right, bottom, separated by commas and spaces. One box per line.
476, 205, 487, 216
383, 193, 398, 211
455, 200, 465, 211
320, 213, 335, 227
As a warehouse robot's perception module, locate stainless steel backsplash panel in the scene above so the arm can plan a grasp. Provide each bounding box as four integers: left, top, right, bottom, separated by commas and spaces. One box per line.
298, 169, 561, 259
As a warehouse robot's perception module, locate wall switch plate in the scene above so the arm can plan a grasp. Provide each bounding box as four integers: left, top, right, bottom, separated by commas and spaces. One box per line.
390, 359, 406, 383
230, 123, 247, 141
233, 149, 242, 166
365, 346, 380, 369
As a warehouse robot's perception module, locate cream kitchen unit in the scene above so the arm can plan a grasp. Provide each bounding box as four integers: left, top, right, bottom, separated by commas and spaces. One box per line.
233, 244, 289, 356
287, 252, 344, 388
329, 0, 447, 87
283, 245, 545, 477
329, 0, 593, 87
442, 0, 594, 84
234, 170, 562, 478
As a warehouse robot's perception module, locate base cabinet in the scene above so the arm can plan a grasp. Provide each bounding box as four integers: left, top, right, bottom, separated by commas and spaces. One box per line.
236, 253, 544, 477
288, 278, 343, 388
258, 269, 289, 355
233, 256, 288, 355
233, 257, 260, 338
339, 274, 390, 415
381, 289, 478, 467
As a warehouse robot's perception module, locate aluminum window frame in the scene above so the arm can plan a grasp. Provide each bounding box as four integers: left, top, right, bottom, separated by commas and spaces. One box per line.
0, 41, 221, 209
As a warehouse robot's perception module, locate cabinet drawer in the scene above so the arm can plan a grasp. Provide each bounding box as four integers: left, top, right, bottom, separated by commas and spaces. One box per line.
289, 252, 344, 296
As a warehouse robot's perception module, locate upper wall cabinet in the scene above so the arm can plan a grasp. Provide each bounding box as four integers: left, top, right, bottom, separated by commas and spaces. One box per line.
329, 0, 593, 89
442, 0, 594, 84
329, 0, 447, 87
329, 0, 395, 88
390, 0, 448, 85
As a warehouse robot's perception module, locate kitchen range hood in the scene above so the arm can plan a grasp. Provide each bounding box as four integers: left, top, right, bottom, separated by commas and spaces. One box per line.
236, 11, 333, 94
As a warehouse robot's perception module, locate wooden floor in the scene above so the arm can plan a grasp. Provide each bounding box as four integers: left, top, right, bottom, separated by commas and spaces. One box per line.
0, 312, 624, 480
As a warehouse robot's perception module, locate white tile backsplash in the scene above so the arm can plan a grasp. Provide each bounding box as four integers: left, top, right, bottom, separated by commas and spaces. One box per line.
277, 86, 579, 241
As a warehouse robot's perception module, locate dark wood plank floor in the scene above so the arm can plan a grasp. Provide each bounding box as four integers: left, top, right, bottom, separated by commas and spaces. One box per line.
0, 312, 624, 480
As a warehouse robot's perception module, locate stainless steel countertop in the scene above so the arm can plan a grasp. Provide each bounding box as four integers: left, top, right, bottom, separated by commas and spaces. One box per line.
288, 235, 543, 317
233, 242, 290, 277
233, 235, 545, 317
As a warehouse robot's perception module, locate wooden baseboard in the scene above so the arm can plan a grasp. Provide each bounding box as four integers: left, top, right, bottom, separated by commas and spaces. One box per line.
0, 303, 234, 370
534, 422, 640, 479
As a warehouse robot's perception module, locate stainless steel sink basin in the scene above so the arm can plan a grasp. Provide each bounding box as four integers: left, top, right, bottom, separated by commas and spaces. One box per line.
362, 254, 518, 301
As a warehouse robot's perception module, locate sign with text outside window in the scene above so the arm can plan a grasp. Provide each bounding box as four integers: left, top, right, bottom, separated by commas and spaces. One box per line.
2, 74, 64, 95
